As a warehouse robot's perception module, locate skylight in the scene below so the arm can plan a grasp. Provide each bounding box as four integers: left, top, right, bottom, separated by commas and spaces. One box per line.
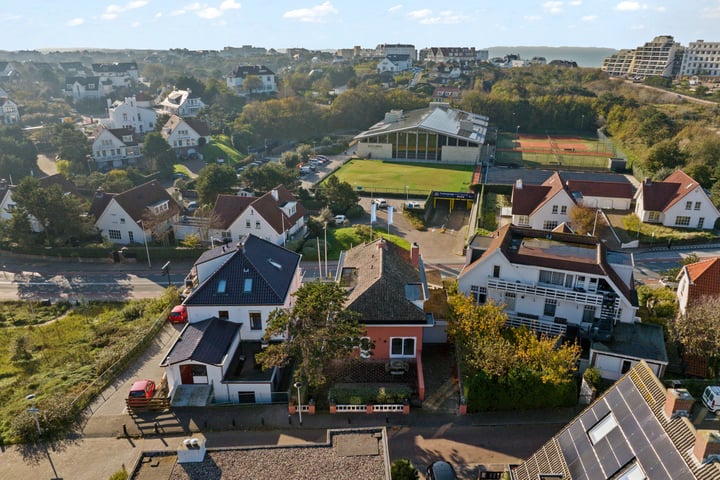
588, 413, 618, 444
243, 278, 253, 293
217, 279, 227, 294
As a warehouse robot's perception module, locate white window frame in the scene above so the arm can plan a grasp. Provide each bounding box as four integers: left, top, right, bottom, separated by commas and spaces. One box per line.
390, 337, 416, 358
588, 413, 618, 444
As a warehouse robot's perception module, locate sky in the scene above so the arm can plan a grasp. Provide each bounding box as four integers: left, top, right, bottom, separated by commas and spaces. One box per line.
1, 1, 719, 52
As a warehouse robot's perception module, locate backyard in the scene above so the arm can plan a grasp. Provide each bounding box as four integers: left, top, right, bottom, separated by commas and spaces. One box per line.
607, 212, 719, 245
329, 159, 475, 195
298, 225, 410, 261
495, 132, 615, 169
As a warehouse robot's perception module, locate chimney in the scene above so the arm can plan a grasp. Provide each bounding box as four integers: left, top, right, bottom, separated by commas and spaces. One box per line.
515, 178, 523, 190
664, 388, 694, 419
693, 430, 720, 465
271, 189, 279, 202
95, 187, 104, 198
411, 242, 420, 268
377, 237, 388, 250
0, 179, 7, 191
644, 177, 652, 186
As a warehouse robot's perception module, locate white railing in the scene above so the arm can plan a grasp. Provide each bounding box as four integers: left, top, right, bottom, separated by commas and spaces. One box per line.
488, 278, 604, 306
373, 404, 405, 412
506, 315, 567, 337
335, 404, 367, 413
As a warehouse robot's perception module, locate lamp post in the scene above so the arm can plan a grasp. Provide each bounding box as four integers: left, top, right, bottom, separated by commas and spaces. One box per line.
138, 219, 151, 268
581, 114, 585, 130
293, 382, 303, 426
516, 125, 520, 138
405, 185, 408, 202
25, 394, 42, 439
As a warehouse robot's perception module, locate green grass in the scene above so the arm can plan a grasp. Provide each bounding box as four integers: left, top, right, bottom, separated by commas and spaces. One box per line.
0, 295, 174, 443
330, 159, 474, 193
612, 213, 717, 244
200, 134, 246, 165
302, 226, 410, 261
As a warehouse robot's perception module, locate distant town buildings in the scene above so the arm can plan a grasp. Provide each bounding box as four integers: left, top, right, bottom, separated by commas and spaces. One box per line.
226, 65, 277, 95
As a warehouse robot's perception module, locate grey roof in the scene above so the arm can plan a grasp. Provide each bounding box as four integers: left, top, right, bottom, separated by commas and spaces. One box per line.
592, 322, 668, 364
354, 104, 488, 145
487, 167, 633, 186
164, 317, 240, 365
512, 361, 720, 480
184, 234, 301, 307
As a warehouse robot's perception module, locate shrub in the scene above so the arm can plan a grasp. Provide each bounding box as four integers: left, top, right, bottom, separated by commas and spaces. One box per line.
391, 459, 419, 480
328, 385, 411, 405
108, 469, 129, 480
346, 204, 365, 219
10, 396, 78, 444
583, 367, 602, 390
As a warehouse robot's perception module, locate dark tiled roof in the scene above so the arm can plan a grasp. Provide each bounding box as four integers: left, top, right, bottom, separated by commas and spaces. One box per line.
107, 127, 139, 146
566, 179, 634, 199
184, 118, 210, 137
230, 65, 275, 77
640, 169, 699, 212
38, 173, 77, 196
683, 257, 720, 305
87, 180, 181, 223
91, 62, 138, 72
65, 76, 100, 90
512, 361, 720, 480
338, 239, 426, 324
164, 317, 240, 365
184, 234, 300, 307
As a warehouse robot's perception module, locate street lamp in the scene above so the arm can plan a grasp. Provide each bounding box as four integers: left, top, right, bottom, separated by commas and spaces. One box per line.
516, 125, 520, 138
581, 114, 585, 130
138, 219, 151, 268
25, 394, 42, 439
293, 382, 303, 426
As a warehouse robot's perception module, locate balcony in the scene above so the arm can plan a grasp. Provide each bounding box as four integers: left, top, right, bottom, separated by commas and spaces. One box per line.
487, 278, 604, 306
506, 314, 567, 337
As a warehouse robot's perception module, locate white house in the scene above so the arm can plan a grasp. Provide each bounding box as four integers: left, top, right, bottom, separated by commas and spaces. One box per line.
161, 115, 211, 158
511, 173, 576, 230
0, 95, 20, 125
157, 88, 206, 117
206, 186, 307, 246
226, 65, 277, 95
91, 126, 142, 171
91, 62, 139, 88
65, 76, 102, 101
377, 54, 412, 73
87, 180, 182, 245
676, 257, 720, 316
635, 169, 719, 230
105, 96, 157, 135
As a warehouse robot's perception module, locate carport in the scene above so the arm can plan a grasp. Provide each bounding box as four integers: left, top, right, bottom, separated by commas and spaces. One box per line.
430, 191, 475, 212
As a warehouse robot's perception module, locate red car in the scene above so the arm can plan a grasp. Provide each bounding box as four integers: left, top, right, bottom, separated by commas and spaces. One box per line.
168, 305, 188, 323
128, 380, 156, 399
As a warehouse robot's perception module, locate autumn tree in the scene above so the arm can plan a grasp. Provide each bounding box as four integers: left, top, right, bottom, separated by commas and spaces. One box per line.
239, 162, 300, 194
569, 205, 598, 236
670, 296, 720, 377
256, 282, 364, 388
195, 163, 237, 205
317, 176, 360, 216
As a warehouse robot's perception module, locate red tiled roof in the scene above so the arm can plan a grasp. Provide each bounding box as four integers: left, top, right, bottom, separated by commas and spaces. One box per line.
640, 169, 698, 212
684, 257, 720, 304
212, 194, 255, 229
566, 179, 634, 199
88, 180, 181, 223
210, 185, 307, 234
511, 172, 570, 216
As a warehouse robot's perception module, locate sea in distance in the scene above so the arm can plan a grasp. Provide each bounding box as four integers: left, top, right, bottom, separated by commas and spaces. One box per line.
486, 46, 618, 68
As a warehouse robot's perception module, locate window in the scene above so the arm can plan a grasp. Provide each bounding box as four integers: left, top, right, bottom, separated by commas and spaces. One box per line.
675, 216, 691, 226
390, 337, 415, 357
108, 229, 121, 240
615, 463, 646, 480
544, 298, 557, 317
517, 215, 530, 226
583, 305, 596, 322
698, 217, 705, 229
249, 312, 262, 330
128, 231, 134, 243
560, 205, 567, 215
543, 221, 558, 230
695, 201, 701, 210
217, 279, 227, 294
686, 201, 692, 210
218, 310, 229, 320
191, 364, 207, 376
552, 205, 558, 214
492, 265, 500, 278
504, 292, 516, 310
243, 278, 253, 293
648, 211, 660, 222
621, 360, 632, 374
221, 231, 232, 240
255, 221, 261, 229
470, 285, 487, 304
539, 270, 565, 286
588, 413, 618, 444
246, 220, 251, 228
120, 217, 125, 224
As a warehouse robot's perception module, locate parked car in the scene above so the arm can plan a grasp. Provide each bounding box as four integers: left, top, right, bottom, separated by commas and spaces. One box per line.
406, 201, 421, 209
168, 304, 188, 323
128, 379, 156, 399
374, 198, 388, 209
334, 214, 348, 225
299, 166, 312, 175
426, 460, 457, 480
659, 276, 678, 289
703, 386, 720, 412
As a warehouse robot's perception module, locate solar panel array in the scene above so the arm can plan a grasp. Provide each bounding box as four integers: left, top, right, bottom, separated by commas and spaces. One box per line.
557, 375, 694, 480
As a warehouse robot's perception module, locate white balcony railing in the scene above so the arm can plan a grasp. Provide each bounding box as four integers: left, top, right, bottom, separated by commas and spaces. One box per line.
505, 314, 567, 338
487, 278, 604, 306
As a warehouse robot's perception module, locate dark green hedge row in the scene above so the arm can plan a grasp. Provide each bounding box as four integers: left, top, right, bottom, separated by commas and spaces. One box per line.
328, 385, 411, 405
464, 369, 577, 412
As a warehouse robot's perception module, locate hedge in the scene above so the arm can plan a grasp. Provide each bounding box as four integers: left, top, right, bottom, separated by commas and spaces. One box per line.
464, 369, 577, 412
328, 385, 411, 405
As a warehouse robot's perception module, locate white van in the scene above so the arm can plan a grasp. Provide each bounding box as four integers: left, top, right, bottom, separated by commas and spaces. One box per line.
702, 386, 720, 412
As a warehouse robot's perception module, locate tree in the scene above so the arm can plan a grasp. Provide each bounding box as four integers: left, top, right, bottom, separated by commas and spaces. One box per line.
391, 459, 419, 480
11, 177, 98, 246
51, 123, 91, 173
242, 75, 264, 94
255, 282, 364, 388
670, 296, 720, 376
240, 162, 300, 194
569, 205, 597, 236
142, 132, 175, 178
643, 139, 685, 174
318, 176, 359, 215
195, 163, 237, 205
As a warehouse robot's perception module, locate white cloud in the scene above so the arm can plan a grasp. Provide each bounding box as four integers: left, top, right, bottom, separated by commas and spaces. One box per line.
543, 1, 564, 14
388, 4, 403, 13
197, 7, 222, 18
655, 6, 666, 12
283, 1, 339, 23
569, 0, 582, 5
407, 9, 464, 24
524, 15, 542, 21
101, 1, 148, 20
220, 0, 241, 10
66, 17, 85, 27
154, 12, 163, 18
615, 2, 647, 11
581, 14, 597, 21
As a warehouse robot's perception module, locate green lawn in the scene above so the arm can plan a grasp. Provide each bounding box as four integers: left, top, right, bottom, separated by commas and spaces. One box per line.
301, 226, 410, 261
200, 134, 246, 165
330, 159, 475, 193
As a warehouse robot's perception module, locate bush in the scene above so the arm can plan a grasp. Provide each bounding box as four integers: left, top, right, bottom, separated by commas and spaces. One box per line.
346, 204, 365, 219
108, 468, 128, 480
328, 384, 411, 405
391, 459, 419, 480
583, 367, 602, 390
10, 396, 78, 444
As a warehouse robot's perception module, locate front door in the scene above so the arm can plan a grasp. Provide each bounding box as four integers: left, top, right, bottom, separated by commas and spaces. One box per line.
180, 364, 194, 384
